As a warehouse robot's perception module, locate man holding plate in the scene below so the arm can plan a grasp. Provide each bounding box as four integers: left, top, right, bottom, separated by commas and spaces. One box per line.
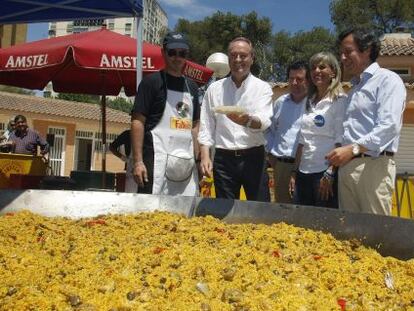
198, 37, 273, 201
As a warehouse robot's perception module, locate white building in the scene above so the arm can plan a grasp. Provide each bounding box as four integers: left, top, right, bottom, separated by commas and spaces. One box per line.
45, 0, 167, 98
48, 0, 168, 45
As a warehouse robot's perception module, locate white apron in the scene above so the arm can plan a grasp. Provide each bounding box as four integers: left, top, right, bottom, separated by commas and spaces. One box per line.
150, 82, 198, 195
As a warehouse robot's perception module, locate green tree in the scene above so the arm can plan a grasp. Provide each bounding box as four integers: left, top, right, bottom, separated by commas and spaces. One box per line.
330, 0, 414, 34
107, 97, 133, 114
174, 11, 272, 78
56, 93, 100, 104
271, 27, 336, 81
55, 93, 132, 113
0, 85, 35, 95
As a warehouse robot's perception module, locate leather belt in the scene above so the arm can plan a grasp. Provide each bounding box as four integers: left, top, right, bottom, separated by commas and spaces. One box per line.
353, 150, 394, 158
216, 146, 264, 157
276, 157, 295, 163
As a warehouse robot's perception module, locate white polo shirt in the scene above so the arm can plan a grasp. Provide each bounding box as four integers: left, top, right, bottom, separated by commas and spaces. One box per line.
298, 95, 347, 173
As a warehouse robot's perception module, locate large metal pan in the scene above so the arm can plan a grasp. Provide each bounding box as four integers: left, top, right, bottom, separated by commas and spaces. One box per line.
1, 189, 413, 260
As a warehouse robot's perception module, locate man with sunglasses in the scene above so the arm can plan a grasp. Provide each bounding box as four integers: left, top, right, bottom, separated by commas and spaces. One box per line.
131, 32, 200, 195
198, 37, 273, 201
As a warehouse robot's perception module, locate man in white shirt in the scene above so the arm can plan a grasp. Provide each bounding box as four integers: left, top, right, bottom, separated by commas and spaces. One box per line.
198, 37, 273, 201
266, 61, 309, 203
327, 28, 406, 215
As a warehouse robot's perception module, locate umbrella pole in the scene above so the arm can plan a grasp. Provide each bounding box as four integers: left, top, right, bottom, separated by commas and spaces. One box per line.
101, 95, 107, 188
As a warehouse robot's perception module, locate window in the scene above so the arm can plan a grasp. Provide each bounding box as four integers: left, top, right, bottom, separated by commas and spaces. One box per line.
66, 23, 73, 33
73, 26, 89, 34
125, 23, 132, 32
94, 132, 117, 152
76, 130, 93, 138
389, 68, 411, 79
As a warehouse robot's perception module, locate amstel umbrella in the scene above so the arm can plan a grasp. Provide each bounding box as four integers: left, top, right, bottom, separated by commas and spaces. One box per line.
0, 28, 213, 172
0, 28, 213, 95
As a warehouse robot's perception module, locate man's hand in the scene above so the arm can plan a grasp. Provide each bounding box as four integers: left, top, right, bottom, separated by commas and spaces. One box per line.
200, 158, 213, 178
226, 113, 249, 126
326, 145, 354, 167
133, 161, 148, 187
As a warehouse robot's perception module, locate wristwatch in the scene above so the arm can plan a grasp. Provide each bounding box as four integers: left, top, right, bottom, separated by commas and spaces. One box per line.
352, 143, 360, 156
246, 116, 253, 128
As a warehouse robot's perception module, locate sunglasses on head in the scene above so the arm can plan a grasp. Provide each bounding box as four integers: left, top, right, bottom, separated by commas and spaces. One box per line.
167, 49, 188, 58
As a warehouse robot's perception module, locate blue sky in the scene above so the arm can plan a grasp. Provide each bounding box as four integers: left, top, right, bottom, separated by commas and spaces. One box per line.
158, 0, 334, 33
27, 0, 334, 42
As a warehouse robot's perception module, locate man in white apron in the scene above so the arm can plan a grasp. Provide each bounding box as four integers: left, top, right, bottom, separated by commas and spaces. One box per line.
131, 32, 200, 196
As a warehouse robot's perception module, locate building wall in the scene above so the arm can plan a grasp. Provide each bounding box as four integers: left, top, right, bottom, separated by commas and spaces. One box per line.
0, 24, 27, 48
48, 0, 167, 44
378, 55, 414, 86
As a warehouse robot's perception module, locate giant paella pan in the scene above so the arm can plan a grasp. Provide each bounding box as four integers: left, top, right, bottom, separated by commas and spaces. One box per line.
0, 189, 413, 310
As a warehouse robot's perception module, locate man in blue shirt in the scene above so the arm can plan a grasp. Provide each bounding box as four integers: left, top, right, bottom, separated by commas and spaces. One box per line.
266, 61, 309, 203
327, 28, 406, 215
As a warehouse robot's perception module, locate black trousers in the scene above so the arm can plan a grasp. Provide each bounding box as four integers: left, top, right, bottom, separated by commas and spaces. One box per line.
213, 146, 270, 202
295, 170, 338, 208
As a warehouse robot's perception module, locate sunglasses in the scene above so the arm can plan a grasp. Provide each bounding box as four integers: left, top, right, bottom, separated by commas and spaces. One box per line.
167, 49, 188, 58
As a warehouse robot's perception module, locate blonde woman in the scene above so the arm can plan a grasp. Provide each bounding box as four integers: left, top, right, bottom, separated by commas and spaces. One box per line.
289, 52, 346, 208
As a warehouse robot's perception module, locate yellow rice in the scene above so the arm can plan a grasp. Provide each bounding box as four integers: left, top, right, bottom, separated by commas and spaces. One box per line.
0, 211, 413, 310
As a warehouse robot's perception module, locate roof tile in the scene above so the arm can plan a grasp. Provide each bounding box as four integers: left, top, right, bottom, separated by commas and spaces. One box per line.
380, 34, 414, 56
0, 91, 130, 124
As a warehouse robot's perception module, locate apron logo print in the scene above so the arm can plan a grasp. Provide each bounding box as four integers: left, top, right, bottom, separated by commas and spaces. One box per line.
176, 102, 190, 118
313, 114, 325, 127
170, 117, 192, 130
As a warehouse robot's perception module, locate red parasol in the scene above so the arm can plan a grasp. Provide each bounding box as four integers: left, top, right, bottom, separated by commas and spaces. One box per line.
0, 28, 213, 95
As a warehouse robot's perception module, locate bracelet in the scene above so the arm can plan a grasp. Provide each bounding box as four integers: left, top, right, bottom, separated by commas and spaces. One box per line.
134, 161, 144, 167
323, 171, 334, 180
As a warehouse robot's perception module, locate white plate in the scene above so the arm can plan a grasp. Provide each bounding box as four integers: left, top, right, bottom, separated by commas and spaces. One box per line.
213, 106, 246, 115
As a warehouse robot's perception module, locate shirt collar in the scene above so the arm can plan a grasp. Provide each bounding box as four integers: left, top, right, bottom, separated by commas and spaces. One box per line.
289, 94, 307, 104
230, 73, 251, 88
351, 62, 380, 86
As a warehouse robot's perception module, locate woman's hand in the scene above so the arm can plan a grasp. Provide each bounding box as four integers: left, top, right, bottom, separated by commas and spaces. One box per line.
319, 174, 333, 201
288, 173, 296, 199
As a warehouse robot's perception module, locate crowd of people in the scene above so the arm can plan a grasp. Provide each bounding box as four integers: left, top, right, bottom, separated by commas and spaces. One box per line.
0, 27, 405, 217
0, 114, 49, 156
125, 27, 406, 216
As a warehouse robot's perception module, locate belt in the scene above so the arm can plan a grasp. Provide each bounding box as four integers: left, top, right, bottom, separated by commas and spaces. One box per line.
353, 150, 394, 158
276, 157, 295, 163
216, 146, 264, 157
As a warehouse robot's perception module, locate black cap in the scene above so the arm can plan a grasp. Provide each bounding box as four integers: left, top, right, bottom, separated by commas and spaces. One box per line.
163, 32, 189, 50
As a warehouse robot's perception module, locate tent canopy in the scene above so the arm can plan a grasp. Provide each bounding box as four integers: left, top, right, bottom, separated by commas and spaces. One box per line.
0, 0, 143, 24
